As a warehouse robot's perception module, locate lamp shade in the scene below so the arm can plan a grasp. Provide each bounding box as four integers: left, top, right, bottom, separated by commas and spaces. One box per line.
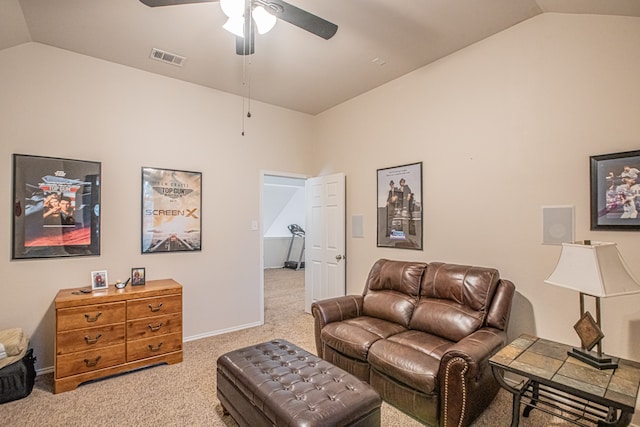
545, 241, 640, 298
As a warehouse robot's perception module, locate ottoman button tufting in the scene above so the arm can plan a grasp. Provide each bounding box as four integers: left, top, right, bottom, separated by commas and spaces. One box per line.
217, 339, 381, 427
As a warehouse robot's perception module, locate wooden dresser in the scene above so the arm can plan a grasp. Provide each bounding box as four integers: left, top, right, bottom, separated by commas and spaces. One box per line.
54, 279, 183, 393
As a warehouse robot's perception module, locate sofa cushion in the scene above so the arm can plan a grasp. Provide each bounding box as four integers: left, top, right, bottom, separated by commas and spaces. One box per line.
410, 262, 499, 342
368, 330, 453, 394
321, 316, 407, 362
362, 259, 426, 327
366, 259, 426, 295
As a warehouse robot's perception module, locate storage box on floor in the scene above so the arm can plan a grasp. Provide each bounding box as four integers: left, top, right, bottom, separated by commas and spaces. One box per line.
0, 328, 36, 404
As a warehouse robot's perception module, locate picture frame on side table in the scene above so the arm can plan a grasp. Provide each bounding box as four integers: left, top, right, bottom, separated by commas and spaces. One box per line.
12, 154, 101, 259
376, 162, 423, 250
141, 167, 202, 253
131, 267, 146, 286
91, 270, 108, 290
590, 150, 640, 230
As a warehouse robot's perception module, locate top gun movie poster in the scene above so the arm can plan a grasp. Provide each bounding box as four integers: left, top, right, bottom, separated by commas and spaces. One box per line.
12, 154, 101, 259
141, 167, 202, 253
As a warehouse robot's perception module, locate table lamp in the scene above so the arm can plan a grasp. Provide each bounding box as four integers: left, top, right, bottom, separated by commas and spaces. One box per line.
544, 241, 640, 370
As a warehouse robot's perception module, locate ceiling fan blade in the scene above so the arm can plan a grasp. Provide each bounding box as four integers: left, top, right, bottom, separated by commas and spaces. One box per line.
266, 0, 337, 40
139, 0, 217, 7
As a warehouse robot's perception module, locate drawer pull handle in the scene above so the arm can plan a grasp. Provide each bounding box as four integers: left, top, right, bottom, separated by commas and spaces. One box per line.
84, 334, 103, 344
84, 356, 102, 367
148, 323, 164, 332
148, 303, 163, 313
148, 342, 163, 352
84, 312, 102, 323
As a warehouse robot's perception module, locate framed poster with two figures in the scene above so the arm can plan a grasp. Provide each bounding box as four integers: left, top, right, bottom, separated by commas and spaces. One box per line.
12, 154, 101, 259
377, 162, 423, 250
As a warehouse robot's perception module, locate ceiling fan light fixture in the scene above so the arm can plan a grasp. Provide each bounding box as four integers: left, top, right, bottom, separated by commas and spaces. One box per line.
223, 17, 245, 37
220, 0, 245, 18
252, 5, 276, 34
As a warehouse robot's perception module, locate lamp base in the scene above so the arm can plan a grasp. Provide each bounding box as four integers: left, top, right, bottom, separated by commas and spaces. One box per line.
568, 348, 618, 370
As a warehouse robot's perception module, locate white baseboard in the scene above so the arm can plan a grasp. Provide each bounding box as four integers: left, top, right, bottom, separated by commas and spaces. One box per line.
183, 321, 264, 342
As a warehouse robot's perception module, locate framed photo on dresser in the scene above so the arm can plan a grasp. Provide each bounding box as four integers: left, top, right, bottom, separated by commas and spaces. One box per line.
91, 270, 108, 290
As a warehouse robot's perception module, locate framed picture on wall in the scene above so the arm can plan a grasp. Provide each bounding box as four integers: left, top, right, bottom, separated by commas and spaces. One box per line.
377, 162, 423, 250
590, 150, 640, 230
141, 167, 202, 253
12, 154, 101, 259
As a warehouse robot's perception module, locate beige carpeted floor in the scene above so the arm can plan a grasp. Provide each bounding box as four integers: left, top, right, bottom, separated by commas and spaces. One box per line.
0, 268, 569, 426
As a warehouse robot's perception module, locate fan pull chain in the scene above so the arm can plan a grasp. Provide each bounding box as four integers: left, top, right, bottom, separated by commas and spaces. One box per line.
241, 0, 253, 136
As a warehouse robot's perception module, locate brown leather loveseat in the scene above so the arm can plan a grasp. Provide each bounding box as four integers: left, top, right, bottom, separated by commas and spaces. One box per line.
311, 259, 515, 427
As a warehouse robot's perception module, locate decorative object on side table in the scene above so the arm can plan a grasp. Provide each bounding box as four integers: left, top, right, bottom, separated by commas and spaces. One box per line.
545, 241, 640, 370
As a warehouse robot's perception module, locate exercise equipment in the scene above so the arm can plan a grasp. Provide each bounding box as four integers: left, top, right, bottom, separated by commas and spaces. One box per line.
284, 224, 305, 270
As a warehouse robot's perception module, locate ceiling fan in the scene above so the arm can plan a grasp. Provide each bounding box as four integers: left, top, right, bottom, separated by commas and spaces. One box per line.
139, 0, 338, 55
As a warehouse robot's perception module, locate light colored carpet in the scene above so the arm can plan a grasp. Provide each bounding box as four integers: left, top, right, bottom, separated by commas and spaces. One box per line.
0, 268, 569, 426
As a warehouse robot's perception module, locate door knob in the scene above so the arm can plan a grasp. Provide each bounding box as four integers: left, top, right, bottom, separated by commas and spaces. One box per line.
335, 254, 344, 261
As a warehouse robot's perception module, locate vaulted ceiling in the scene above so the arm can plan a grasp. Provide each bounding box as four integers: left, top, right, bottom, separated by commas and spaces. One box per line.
2, 0, 640, 114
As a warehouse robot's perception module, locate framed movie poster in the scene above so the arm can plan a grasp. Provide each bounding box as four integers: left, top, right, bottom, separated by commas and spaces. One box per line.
12, 154, 101, 259
590, 150, 640, 230
377, 162, 423, 250
141, 167, 202, 253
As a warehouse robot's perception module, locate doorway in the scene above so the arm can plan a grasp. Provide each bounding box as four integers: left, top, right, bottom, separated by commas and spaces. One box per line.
260, 171, 307, 324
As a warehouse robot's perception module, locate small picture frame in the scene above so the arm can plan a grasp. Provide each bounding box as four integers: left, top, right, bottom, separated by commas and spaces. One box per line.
131, 267, 146, 286
91, 270, 108, 290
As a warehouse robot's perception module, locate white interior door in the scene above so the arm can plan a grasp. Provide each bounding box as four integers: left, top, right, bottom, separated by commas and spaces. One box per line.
304, 173, 346, 313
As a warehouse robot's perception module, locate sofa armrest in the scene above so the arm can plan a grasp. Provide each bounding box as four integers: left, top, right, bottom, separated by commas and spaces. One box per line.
311, 295, 363, 356
438, 328, 507, 427
441, 328, 506, 378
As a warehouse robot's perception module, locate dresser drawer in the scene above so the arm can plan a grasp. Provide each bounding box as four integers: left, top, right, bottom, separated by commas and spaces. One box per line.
57, 302, 126, 331
126, 332, 182, 362
57, 324, 126, 355
56, 344, 125, 378
127, 294, 181, 319
127, 312, 182, 341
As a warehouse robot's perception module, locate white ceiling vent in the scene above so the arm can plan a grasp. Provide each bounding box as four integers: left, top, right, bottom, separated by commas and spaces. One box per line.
150, 48, 186, 67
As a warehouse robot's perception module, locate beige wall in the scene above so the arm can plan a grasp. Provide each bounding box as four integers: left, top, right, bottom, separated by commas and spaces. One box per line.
3, 13, 640, 420
0, 42, 313, 369
315, 13, 640, 365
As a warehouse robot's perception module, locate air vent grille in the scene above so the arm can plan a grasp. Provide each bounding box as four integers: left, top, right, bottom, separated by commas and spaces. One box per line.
150, 48, 186, 67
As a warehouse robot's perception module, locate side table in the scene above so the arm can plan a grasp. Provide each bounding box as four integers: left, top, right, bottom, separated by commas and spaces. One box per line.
490, 334, 640, 427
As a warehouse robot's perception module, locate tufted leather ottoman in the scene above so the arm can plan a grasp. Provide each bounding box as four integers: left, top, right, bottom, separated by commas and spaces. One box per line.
217, 339, 381, 427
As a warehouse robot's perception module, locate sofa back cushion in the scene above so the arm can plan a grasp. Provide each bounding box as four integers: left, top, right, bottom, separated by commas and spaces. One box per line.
362, 259, 427, 327
409, 262, 499, 342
